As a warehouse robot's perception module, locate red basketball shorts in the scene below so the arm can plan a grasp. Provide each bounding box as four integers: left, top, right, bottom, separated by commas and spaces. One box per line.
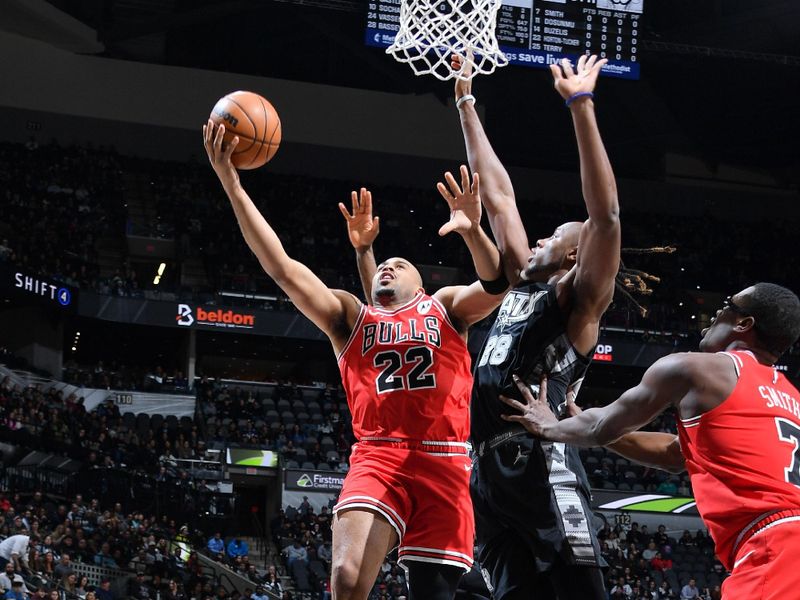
333, 440, 475, 572
723, 518, 800, 599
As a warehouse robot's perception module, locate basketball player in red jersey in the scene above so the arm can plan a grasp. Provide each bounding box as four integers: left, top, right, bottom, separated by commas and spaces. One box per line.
203, 123, 506, 600
501, 283, 800, 599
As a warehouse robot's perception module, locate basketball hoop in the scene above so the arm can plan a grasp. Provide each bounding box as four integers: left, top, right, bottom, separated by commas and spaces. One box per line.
386, 0, 508, 81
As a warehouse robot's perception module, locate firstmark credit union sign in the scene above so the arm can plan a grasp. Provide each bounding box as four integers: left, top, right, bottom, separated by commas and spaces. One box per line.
285, 469, 345, 493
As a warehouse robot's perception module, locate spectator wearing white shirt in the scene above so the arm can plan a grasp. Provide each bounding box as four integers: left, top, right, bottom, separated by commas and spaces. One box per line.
0, 536, 30, 571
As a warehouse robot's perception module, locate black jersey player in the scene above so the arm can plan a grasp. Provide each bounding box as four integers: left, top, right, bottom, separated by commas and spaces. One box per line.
453, 54, 620, 599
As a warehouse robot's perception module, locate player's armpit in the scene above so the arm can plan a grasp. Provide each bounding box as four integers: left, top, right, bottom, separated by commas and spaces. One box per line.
434, 281, 504, 331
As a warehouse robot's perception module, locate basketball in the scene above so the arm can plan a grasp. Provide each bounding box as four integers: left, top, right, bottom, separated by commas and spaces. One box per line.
209, 91, 282, 170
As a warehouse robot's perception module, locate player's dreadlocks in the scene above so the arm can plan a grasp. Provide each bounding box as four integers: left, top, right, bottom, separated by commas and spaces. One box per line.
615, 246, 676, 317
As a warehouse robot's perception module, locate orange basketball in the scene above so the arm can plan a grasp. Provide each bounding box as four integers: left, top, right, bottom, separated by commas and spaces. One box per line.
209, 91, 282, 170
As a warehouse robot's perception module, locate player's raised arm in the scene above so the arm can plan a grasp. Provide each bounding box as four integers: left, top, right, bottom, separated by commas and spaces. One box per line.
204, 121, 360, 346
434, 166, 506, 329
338, 188, 379, 303
452, 54, 530, 285
553, 55, 621, 319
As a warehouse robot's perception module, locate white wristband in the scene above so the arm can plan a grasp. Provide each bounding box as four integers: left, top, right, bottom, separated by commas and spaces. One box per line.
456, 94, 476, 110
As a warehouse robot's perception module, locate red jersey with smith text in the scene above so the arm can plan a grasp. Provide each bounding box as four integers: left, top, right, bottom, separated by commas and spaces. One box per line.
677, 350, 800, 569
338, 291, 473, 442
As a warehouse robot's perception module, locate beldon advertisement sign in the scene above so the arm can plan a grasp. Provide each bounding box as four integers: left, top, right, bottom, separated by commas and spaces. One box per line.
176, 303, 255, 330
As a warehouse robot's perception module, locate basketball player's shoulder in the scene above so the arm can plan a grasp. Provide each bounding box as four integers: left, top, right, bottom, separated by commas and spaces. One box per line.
648, 352, 728, 384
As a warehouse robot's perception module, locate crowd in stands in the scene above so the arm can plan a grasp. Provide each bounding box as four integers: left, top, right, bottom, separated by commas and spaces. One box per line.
599, 522, 726, 599
198, 379, 353, 474
3, 139, 800, 340
0, 488, 244, 600
270, 497, 728, 600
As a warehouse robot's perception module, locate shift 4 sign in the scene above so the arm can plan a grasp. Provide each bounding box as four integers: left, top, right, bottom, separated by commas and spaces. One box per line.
13, 271, 72, 307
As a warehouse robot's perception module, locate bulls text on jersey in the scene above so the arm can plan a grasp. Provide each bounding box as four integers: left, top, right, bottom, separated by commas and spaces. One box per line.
361, 317, 442, 355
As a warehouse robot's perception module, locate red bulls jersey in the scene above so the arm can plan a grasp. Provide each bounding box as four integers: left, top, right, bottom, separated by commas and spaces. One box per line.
338, 292, 473, 443
677, 350, 800, 569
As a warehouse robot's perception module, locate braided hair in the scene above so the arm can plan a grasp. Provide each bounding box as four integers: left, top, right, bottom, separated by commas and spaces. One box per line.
615, 246, 676, 317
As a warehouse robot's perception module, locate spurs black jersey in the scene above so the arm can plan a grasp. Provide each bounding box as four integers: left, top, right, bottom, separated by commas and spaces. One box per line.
471, 281, 592, 444
470, 281, 602, 569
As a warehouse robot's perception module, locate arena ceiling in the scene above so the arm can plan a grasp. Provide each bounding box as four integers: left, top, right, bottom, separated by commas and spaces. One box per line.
7, 0, 800, 184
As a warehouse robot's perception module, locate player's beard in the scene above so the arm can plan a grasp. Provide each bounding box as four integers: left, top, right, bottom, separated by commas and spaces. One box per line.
375, 287, 396, 300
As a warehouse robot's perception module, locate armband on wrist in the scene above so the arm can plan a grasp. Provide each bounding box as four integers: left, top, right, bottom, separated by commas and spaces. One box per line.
479, 271, 510, 295
456, 94, 476, 110
565, 92, 594, 107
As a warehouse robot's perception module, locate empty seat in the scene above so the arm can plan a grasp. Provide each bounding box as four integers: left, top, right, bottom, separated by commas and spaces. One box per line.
326, 450, 340, 462
277, 399, 291, 411
285, 460, 300, 469
281, 411, 296, 425
301, 461, 316, 470
292, 400, 306, 413
307, 402, 321, 415
150, 414, 164, 430
265, 410, 280, 424
320, 437, 335, 453
296, 412, 310, 425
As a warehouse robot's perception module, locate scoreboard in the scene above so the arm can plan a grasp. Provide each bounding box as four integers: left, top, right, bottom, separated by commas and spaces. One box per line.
366, 0, 643, 80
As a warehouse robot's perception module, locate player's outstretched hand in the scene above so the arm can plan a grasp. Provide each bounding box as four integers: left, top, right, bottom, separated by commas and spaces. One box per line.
338, 187, 380, 252
451, 53, 473, 103
203, 120, 240, 188
550, 54, 607, 102
436, 165, 481, 237
500, 374, 559, 439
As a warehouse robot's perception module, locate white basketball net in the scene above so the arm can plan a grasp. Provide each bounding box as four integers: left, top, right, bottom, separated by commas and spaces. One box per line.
386, 0, 508, 81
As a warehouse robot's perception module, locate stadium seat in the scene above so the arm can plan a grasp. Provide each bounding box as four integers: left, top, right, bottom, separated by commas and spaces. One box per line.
150, 414, 164, 430
265, 410, 280, 424
602, 481, 616, 490
307, 402, 321, 414
262, 399, 276, 412
320, 437, 335, 453
292, 400, 306, 413
285, 460, 300, 468
277, 399, 291, 411
310, 414, 323, 426
281, 411, 296, 425
301, 461, 316, 470
617, 482, 631, 491
296, 412, 310, 425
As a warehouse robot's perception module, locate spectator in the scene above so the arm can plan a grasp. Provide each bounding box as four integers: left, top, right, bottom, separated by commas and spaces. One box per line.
94, 543, 118, 568
207, 533, 224, 555
317, 540, 332, 567
650, 551, 673, 573
642, 541, 658, 561
610, 577, 633, 599
4, 581, 26, 600
282, 540, 307, 571
53, 554, 73, 580
128, 573, 152, 600
250, 587, 269, 600
0, 564, 24, 594
226, 539, 248, 560
0, 536, 30, 571
96, 579, 114, 600
680, 578, 699, 599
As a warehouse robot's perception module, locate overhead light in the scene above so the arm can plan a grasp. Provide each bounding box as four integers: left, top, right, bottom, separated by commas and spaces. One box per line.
71, 346, 77, 351
157, 263, 166, 276
76, 332, 81, 337
153, 275, 161, 285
